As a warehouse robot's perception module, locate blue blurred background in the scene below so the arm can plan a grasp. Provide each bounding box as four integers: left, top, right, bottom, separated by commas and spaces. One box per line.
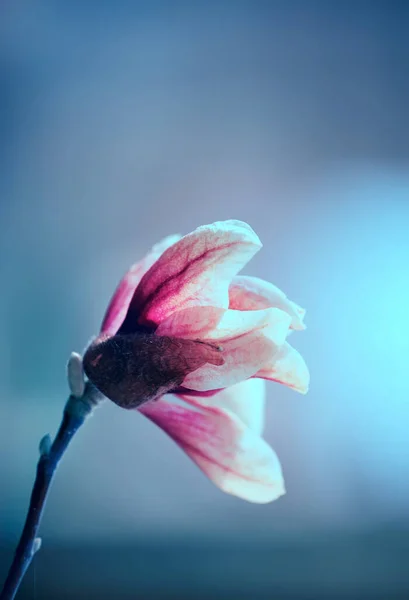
1, 1, 409, 598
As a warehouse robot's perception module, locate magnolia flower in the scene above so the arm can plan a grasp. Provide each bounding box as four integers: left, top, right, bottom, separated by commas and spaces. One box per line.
83, 220, 309, 503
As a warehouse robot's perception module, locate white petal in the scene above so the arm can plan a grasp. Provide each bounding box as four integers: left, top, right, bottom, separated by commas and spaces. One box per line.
229, 276, 306, 330
255, 342, 310, 394
182, 309, 291, 391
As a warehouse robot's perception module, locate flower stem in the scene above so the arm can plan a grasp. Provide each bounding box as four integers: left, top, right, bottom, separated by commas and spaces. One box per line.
0, 385, 101, 600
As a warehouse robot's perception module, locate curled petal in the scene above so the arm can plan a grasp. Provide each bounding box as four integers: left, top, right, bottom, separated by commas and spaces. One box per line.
119, 220, 262, 330
229, 276, 306, 330
101, 235, 181, 335
139, 396, 284, 503
178, 378, 266, 435
182, 309, 291, 391
255, 342, 310, 394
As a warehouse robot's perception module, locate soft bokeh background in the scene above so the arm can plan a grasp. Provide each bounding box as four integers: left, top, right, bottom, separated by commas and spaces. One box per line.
1, 1, 409, 598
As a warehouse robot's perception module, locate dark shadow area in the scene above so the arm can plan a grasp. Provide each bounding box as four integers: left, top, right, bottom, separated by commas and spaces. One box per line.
1, 529, 409, 599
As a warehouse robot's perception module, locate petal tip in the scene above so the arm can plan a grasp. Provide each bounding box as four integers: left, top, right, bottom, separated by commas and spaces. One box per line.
245, 479, 286, 504
297, 384, 309, 395
222, 477, 286, 504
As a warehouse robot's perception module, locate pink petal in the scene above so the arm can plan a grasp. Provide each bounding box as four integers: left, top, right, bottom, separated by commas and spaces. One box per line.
229, 276, 306, 330
101, 235, 181, 335
121, 220, 262, 329
182, 308, 291, 391
139, 396, 284, 503
156, 306, 226, 339
178, 378, 266, 435
156, 305, 287, 341
255, 342, 310, 394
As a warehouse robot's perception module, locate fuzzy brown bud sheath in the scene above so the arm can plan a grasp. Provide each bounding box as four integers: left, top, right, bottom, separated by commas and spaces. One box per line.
83, 332, 224, 409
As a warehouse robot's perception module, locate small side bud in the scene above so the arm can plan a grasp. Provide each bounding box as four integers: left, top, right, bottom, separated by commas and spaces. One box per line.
32, 537, 42, 554
67, 352, 85, 398
39, 434, 52, 456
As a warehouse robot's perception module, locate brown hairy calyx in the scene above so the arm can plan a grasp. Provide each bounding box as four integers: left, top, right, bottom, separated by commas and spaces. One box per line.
83, 332, 224, 409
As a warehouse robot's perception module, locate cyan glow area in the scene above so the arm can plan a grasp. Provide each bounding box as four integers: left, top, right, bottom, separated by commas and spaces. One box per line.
291, 170, 409, 523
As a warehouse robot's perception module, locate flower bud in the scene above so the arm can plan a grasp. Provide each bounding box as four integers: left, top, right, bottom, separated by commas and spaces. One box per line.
67, 352, 85, 398
39, 434, 52, 456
